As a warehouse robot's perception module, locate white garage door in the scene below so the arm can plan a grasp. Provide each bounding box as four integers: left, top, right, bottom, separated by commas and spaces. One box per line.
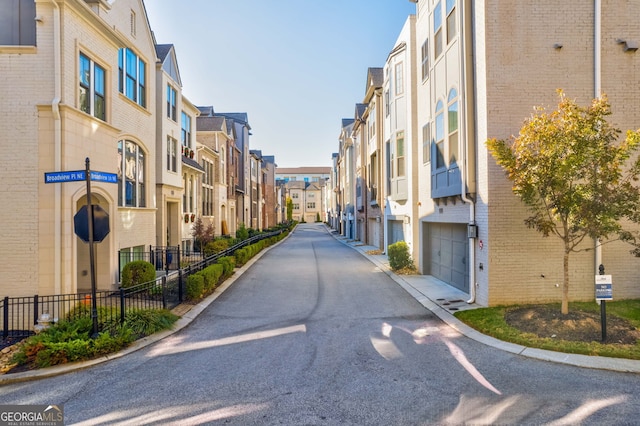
425, 223, 469, 293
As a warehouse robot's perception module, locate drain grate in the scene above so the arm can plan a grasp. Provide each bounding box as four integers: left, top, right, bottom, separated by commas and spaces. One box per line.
449, 299, 465, 303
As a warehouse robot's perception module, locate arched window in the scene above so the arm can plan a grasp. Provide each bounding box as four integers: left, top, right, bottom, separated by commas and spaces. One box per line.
448, 88, 459, 164
435, 100, 445, 168
117, 140, 146, 207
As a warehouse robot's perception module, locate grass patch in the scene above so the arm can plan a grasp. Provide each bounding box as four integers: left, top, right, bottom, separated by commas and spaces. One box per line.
454, 300, 640, 360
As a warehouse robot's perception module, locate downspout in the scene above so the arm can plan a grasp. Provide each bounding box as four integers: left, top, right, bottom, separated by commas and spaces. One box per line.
50, 0, 62, 294
594, 0, 603, 274
458, 0, 477, 303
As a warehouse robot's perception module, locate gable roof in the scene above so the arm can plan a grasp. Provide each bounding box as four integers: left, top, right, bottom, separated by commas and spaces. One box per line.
196, 116, 226, 132
155, 44, 182, 85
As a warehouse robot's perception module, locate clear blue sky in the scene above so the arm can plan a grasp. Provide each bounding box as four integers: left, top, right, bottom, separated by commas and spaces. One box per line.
144, 1, 416, 168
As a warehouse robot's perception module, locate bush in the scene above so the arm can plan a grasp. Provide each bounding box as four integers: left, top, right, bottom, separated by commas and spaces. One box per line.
12, 309, 178, 369
236, 223, 249, 241
203, 238, 229, 257
200, 264, 224, 292
388, 241, 414, 271
185, 274, 205, 300
218, 256, 235, 277
121, 260, 156, 288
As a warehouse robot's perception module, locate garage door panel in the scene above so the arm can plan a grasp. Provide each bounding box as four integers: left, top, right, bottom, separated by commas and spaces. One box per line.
425, 223, 469, 293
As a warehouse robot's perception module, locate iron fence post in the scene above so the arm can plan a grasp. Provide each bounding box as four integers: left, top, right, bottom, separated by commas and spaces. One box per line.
119, 288, 125, 325
178, 269, 184, 303
3, 296, 8, 340
161, 276, 167, 310
33, 295, 39, 328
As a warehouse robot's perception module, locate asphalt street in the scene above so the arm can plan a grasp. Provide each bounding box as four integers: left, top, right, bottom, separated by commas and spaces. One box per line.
0, 223, 638, 425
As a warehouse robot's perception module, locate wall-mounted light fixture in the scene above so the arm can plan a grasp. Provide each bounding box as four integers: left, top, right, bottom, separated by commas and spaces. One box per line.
553, 43, 563, 50
467, 224, 478, 239
617, 38, 638, 52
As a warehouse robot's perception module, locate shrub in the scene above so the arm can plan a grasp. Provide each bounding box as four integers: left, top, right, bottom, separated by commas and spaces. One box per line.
218, 256, 235, 277
121, 261, 156, 288
185, 274, 204, 300
203, 238, 229, 257
121, 309, 178, 339
11, 309, 177, 369
200, 264, 224, 292
388, 241, 414, 271
236, 223, 249, 241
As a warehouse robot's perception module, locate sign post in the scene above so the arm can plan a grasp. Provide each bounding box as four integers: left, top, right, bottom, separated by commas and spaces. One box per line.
45, 159, 117, 338
595, 265, 612, 342
84, 158, 99, 338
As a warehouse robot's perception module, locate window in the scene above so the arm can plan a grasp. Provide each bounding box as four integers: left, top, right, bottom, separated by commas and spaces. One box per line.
220, 147, 226, 184
202, 160, 213, 216
167, 85, 176, 121
435, 100, 445, 169
189, 176, 194, 212
368, 103, 376, 138
118, 48, 146, 107
448, 88, 459, 164
181, 112, 191, 148
384, 89, 390, 117
0, 0, 36, 46
292, 192, 299, 199
446, 0, 457, 44
396, 131, 405, 177
308, 193, 315, 198
423, 124, 431, 164
307, 202, 316, 209
117, 140, 146, 207
79, 53, 106, 121
394, 62, 404, 96
293, 203, 300, 211
370, 152, 378, 201
434, 1, 443, 58
167, 136, 177, 172
421, 39, 429, 81
182, 173, 187, 212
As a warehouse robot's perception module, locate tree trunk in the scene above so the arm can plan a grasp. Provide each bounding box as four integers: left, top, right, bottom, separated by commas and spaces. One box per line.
562, 247, 570, 315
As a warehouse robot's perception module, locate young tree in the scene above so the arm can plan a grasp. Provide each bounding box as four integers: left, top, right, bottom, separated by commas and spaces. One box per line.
487, 91, 640, 314
191, 217, 215, 252
286, 196, 293, 221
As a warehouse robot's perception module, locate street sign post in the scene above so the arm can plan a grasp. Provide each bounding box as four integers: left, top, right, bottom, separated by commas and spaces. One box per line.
595, 266, 612, 342
44, 159, 117, 338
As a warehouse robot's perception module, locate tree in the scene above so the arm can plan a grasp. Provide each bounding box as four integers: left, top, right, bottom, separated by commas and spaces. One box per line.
286, 196, 293, 221
191, 217, 215, 252
486, 91, 640, 314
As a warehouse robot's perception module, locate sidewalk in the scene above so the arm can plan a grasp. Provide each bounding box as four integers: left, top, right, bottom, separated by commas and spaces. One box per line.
329, 228, 640, 374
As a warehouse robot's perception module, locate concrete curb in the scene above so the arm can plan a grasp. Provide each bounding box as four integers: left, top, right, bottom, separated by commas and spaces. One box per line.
330, 227, 640, 374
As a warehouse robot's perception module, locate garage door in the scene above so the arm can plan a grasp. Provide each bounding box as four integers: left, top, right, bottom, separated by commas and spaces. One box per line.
425, 223, 469, 293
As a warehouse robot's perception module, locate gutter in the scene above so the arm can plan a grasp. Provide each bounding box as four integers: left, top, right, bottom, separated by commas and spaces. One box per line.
50, 0, 62, 294
458, 0, 477, 303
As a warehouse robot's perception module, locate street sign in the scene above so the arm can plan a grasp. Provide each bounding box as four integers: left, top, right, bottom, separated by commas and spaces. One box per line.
44, 170, 85, 183
595, 274, 613, 301
74, 204, 110, 243
45, 170, 117, 184
90, 171, 118, 183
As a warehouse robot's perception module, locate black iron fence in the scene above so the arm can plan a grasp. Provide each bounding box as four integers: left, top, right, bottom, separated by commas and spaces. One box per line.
2, 228, 286, 341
